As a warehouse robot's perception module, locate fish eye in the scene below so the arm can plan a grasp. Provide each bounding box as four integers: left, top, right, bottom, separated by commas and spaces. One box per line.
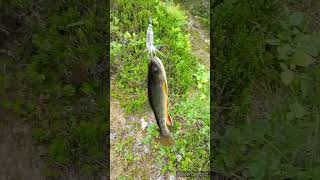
153, 67, 158, 73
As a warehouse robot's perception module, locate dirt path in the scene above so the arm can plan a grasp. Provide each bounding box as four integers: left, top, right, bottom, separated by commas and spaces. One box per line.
0, 110, 46, 180
0, 18, 47, 179
110, 97, 166, 179
186, 12, 210, 68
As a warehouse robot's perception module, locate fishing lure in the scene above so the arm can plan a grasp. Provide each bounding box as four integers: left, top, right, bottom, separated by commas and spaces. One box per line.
146, 17, 165, 58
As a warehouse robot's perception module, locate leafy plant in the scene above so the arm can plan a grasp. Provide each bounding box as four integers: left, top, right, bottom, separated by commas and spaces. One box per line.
111, 0, 197, 114
0, 0, 108, 176
213, 0, 320, 179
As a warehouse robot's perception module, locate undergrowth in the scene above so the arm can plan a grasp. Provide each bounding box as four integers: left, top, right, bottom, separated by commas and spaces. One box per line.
1, 0, 108, 178
213, 0, 320, 179
173, 0, 210, 30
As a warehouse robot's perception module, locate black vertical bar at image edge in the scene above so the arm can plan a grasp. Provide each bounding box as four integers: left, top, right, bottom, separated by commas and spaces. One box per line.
105, 0, 110, 178
210, 0, 225, 179
210, 0, 215, 179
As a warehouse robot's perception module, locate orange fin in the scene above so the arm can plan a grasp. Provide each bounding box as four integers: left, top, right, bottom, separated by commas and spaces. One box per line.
162, 82, 173, 126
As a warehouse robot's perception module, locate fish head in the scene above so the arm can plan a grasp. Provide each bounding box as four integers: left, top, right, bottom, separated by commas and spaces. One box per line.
149, 57, 167, 81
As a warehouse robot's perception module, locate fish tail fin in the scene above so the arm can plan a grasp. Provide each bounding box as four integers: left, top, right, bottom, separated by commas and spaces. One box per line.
166, 114, 173, 126
159, 134, 175, 146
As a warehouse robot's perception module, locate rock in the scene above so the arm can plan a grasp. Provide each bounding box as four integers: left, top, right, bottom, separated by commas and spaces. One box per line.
169, 175, 175, 180
110, 132, 117, 140
140, 118, 148, 130
176, 154, 182, 162
143, 145, 149, 154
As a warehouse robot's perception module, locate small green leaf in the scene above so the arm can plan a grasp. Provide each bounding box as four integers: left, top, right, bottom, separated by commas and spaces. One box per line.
277, 44, 293, 60
290, 102, 306, 118
281, 69, 294, 85
291, 50, 314, 67
314, 33, 320, 53
295, 34, 319, 57
286, 111, 296, 120
81, 82, 96, 95
279, 63, 288, 70
159, 148, 166, 156
277, 29, 292, 42
288, 11, 304, 26
63, 84, 76, 97
247, 152, 267, 180
300, 78, 312, 98
266, 38, 281, 46
66, 20, 85, 28
289, 63, 296, 70
124, 32, 131, 39
301, 42, 318, 57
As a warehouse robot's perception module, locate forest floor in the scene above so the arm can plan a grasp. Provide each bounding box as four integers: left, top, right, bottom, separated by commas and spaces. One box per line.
0, 19, 47, 179
0, 22, 97, 180
0, 109, 46, 180
110, 10, 209, 180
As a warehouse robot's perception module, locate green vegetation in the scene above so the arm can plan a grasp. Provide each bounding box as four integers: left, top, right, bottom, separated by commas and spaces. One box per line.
1, 0, 107, 178
174, 0, 210, 30
111, 0, 209, 176
213, 0, 320, 179
111, 0, 196, 113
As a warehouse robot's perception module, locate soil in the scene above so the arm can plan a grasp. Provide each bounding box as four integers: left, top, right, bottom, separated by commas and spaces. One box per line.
0, 109, 46, 180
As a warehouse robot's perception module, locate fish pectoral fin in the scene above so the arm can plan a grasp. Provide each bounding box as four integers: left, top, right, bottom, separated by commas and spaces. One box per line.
166, 114, 173, 126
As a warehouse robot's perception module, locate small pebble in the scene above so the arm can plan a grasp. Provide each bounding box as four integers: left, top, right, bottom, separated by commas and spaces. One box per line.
110, 132, 117, 140
169, 175, 175, 180
140, 118, 148, 130
176, 154, 182, 162
144, 146, 149, 154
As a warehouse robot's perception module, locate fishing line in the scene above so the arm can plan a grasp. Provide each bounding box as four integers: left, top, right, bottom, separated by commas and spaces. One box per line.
148, 0, 152, 24
145, 0, 170, 61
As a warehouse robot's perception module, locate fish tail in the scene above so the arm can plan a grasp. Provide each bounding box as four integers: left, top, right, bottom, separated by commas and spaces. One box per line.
159, 134, 175, 146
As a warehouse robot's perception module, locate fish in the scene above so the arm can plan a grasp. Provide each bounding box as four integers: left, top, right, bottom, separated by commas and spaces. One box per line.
147, 56, 175, 146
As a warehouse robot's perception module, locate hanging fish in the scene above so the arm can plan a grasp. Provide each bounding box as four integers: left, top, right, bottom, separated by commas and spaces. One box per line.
146, 17, 174, 146
147, 56, 175, 146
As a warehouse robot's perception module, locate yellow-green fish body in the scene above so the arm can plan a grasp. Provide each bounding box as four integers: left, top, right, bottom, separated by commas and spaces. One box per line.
148, 57, 175, 146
